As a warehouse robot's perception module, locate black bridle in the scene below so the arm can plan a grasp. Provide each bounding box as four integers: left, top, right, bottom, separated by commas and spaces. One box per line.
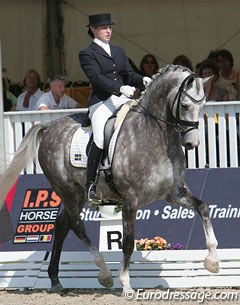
135, 73, 205, 135
169, 74, 205, 135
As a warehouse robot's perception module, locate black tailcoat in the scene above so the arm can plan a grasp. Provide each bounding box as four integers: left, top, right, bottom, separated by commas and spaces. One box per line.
79, 42, 144, 106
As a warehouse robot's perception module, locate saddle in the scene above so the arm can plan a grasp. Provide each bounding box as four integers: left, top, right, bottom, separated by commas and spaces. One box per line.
70, 100, 138, 192
86, 100, 138, 157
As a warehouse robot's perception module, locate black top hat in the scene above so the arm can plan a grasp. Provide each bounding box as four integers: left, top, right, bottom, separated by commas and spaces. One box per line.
87, 13, 114, 27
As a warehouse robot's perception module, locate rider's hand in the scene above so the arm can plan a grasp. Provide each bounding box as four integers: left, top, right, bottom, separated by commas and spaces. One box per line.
120, 85, 136, 98
143, 76, 152, 88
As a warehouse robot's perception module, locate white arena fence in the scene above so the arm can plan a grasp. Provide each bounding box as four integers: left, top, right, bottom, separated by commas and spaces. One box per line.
2, 101, 240, 172
1, 102, 240, 290
0, 249, 240, 290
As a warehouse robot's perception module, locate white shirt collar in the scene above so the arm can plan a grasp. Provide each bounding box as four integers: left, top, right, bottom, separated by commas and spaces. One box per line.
94, 38, 111, 56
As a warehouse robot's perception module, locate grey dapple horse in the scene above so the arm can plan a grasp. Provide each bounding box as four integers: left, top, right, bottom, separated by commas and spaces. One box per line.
0, 65, 219, 293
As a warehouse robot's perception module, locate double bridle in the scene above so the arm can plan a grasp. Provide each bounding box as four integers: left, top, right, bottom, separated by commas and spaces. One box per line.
135, 73, 205, 135
169, 73, 205, 135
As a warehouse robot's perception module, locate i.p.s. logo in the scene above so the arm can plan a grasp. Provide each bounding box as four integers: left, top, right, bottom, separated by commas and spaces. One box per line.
14, 189, 62, 243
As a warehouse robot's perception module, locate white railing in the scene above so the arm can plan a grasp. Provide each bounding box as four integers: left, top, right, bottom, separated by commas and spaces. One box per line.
2, 102, 240, 173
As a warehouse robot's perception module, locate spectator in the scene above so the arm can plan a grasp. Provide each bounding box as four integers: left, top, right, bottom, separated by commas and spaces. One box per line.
2, 77, 12, 111
2, 77, 17, 110
172, 54, 193, 71
216, 49, 240, 100
198, 59, 230, 101
16, 69, 43, 111
2, 67, 11, 85
37, 75, 77, 110
207, 50, 218, 63
139, 54, 159, 77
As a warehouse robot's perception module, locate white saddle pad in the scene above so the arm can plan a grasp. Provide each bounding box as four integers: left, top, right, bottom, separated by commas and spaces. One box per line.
70, 100, 137, 169
70, 125, 121, 169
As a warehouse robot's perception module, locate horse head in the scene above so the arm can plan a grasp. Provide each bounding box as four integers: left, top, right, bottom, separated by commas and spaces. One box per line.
142, 65, 207, 150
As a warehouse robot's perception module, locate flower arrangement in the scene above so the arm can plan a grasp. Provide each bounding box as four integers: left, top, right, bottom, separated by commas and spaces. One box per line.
135, 236, 184, 251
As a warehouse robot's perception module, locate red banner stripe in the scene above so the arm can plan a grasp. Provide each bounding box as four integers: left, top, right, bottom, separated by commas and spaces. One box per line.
5, 180, 18, 212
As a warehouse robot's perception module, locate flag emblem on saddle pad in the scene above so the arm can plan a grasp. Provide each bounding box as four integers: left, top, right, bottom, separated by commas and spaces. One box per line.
27, 235, 39, 243
39, 235, 52, 242
74, 154, 82, 161
14, 236, 27, 243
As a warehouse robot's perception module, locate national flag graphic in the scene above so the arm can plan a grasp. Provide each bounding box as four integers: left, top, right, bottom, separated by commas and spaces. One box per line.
39, 234, 52, 242
27, 235, 39, 243
14, 236, 26, 243
74, 153, 81, 161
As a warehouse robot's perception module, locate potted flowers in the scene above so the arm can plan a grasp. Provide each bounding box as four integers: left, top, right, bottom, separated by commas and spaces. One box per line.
135, 235, 184, 251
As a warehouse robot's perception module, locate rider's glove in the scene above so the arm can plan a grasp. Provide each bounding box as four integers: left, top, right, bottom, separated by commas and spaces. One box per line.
120, 85, 136, 98
143, 76, 152, 88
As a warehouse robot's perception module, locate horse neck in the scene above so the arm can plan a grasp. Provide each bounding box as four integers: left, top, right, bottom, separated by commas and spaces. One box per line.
141, 87, 169, 122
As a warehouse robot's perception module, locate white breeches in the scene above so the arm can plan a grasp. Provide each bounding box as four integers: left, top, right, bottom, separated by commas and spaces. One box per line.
89, 94, 129, 149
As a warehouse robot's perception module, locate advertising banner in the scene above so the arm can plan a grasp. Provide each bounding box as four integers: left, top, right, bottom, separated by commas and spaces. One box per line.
0, 168, 240, 252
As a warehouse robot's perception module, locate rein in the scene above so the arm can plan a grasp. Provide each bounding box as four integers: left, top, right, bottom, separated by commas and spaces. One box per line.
134, 73, 205, 135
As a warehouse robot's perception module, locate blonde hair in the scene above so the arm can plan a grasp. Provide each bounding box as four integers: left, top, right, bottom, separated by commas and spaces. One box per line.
23, 69, 41, 87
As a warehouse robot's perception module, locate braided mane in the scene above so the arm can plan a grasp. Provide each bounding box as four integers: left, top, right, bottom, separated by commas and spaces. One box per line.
152, 64, 192, 81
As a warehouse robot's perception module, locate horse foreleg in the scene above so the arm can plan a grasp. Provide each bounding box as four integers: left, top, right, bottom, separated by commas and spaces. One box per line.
72, 218, 113, 288
120, 214, 136, 294
48, 209, 70, 292
176, 187, 219, 273
194, 198, 219, 273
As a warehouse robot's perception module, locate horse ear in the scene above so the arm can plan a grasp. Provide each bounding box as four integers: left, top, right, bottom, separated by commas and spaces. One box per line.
201, 75, 214, 86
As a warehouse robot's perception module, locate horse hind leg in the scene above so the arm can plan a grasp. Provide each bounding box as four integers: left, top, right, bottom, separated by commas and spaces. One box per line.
70, 213, 113, 288
174, 187, 219, 273
48, 209, 70, 292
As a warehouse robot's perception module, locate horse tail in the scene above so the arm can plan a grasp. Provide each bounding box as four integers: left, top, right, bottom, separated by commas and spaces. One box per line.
0, 122, 50, 209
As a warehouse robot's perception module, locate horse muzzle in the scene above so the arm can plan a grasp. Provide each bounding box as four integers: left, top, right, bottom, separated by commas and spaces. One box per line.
182, 128, 200, 150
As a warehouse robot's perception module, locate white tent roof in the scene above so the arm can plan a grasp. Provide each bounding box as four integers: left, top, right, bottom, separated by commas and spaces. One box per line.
1, 0, 240, 83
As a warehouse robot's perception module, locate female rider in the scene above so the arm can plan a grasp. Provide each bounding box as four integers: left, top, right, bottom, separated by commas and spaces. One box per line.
79, 13, 151, 204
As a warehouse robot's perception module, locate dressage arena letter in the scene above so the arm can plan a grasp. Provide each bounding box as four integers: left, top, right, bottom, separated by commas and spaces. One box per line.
99, 219, 123, 251
107, 231, 122, 250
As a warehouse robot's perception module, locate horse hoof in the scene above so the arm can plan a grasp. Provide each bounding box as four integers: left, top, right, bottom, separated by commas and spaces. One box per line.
204, 258, 220, 273
98, 270, 114, 288
49, 283, 64, 293
122, 288, 135, 297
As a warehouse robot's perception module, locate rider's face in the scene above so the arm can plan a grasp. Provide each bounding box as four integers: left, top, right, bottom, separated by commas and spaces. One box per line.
91, 25, 112, 43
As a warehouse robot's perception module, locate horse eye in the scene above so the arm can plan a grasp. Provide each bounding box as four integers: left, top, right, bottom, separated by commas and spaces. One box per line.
182, 103, 188, 109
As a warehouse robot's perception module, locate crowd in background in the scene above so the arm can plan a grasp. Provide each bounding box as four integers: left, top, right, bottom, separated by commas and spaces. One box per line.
2, 48, 240, 112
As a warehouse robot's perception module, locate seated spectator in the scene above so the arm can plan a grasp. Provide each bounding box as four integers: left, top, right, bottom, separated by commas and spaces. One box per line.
207, 50, 218, 63
216, 49, 240, 100
198, 59, 230, 101
2, 77, 17, 110
172, 54, 193, 71
2, 67, 11, 85
139, 54, 159, 77
37, 75, 77, 110
2, 77, 13, 111
16, 69, 43, 111
9, 83, 24, 97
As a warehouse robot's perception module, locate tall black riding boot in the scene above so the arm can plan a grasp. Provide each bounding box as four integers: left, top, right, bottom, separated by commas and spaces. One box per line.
85, 142, 103, 205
